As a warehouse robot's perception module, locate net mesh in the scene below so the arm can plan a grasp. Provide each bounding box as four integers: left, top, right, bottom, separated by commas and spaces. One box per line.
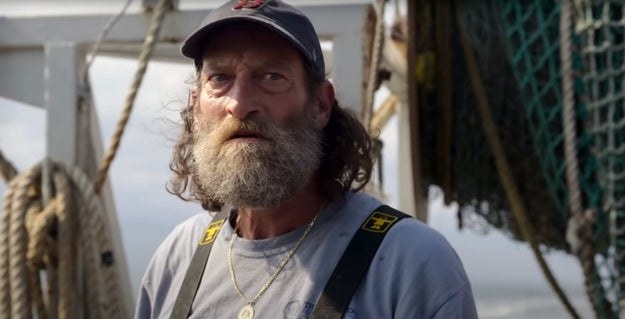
418, 0, 568, 250
498, 0, 605, 236
414, 0, 623, 316
492, 0, 617, 315
497, 0, 618, 316
574, 0, 625, 313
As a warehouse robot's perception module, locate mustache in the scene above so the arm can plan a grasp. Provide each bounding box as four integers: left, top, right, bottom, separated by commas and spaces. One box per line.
199, 117, 283, 144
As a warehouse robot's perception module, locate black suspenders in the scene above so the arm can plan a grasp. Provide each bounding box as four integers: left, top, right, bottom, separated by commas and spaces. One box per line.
311, 205, 409, 317
170, 205, 410, 319
169, 209, 230, 319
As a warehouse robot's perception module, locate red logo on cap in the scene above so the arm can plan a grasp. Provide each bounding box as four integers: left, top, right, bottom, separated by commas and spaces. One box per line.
233, 0, 264, 9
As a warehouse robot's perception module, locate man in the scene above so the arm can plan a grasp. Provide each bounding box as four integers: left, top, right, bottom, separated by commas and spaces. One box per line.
135, 0, 478, 318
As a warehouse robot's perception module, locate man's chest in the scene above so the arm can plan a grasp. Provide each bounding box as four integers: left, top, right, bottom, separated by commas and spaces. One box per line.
188, 246, 326, 319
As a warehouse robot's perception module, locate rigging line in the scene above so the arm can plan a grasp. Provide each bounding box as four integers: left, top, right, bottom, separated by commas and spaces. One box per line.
76, 0, 134, 181
363, 0, 387, 132
560, 2, 616, 317
563, 1, 597, 311
94, 0, 172, 194
81, 0, 135, 85
560, 0, 584, 245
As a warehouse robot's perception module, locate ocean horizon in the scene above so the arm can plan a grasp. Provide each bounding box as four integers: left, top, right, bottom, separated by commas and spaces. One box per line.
475, 282, 594, 319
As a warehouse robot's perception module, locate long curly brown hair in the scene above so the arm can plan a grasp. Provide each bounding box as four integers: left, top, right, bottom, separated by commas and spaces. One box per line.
167, 65, 374, 211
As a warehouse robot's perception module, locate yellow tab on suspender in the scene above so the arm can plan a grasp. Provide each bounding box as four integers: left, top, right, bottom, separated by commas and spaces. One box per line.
199, 219, 225, 245
361, 211, 399, 233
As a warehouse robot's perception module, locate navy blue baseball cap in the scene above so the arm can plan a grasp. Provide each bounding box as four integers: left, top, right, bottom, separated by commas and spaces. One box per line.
181, 0, 325, 79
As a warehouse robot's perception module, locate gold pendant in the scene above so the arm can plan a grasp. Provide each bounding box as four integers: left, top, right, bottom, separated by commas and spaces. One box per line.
238, 304, 254, 319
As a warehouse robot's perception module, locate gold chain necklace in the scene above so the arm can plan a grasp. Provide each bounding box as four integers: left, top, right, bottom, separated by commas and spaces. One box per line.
227, 210, 322, 319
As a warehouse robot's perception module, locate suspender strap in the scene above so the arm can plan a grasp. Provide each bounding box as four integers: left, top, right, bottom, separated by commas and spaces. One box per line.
312, 205, 410, 318
170, 209, 230, 319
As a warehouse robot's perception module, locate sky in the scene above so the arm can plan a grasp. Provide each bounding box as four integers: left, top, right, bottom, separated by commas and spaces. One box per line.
0, 1, 597, 318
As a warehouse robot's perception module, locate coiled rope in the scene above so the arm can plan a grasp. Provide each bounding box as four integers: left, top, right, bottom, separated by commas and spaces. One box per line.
0, 162, 119, 318
0, 0, 172, 317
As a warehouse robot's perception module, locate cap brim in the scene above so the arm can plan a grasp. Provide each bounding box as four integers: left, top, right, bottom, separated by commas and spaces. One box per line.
180, 16, 310, 63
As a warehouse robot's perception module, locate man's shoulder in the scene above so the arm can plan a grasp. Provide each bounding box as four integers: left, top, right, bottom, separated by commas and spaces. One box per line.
160, 212, 214, 253
339, 193, 476, 316
169, 212, 214, 239
146, 213, 213, 273
345, 192, 461, 262
339, 192, 454, 255
339, 191, 384, 220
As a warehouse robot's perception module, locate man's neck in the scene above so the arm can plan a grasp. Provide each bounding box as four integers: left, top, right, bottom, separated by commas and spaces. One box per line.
233, 182, 326, 240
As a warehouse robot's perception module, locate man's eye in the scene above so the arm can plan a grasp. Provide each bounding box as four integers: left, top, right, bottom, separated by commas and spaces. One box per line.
209, 74, 228, 83
258, 72, 290, 92
264, 73, 284, 81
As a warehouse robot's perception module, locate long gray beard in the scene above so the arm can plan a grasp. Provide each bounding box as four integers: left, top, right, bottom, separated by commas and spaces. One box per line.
192, 113, 322, 208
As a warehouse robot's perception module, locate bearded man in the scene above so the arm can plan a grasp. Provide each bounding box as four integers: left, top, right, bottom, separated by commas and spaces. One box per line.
135, 1, 478, 318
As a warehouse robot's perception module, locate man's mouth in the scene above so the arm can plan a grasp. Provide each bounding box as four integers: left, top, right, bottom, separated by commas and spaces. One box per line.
227, 130, 267, 141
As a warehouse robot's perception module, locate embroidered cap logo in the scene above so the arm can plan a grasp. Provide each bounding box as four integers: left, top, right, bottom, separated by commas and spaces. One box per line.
233, 0, 264, 10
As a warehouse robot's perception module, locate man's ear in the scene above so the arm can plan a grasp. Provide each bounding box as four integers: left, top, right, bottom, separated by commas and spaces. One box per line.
315, 80, 335, 128
186, 88, 199, 132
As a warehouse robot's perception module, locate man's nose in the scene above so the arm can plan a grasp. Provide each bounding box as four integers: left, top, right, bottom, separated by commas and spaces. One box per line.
225, 77, 260, 119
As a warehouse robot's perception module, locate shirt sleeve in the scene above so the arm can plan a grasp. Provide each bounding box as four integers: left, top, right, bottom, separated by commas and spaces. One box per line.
133, 233, 177, 319
133, 213, 212, 319
429, 282, 478, 319
134, 283, 154, 319
379, 218, 479, 319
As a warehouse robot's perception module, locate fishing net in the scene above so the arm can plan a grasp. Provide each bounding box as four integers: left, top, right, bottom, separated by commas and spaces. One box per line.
413, 0, 623, 317
500, 0, 618, 318
454, 0, 570, 250
417, 0, 570, 250
574, 0, 625, 314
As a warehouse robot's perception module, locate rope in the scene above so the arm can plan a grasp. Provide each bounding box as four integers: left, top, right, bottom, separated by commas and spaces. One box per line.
370, 94, 398, 133
362, 0, 387, 130
25, 198, 53, 319
82, 0, 134, 85
456, 5, 582, 319
0, 161, 123, 318
558, 2, 611, 318
560, 0, 584, 245
569, 0, 625, 314
55, 170, 77, 319
0, 178, 17, 316
94, 0, 171, 194
0, 148, 18, 184
8, 166, 38, 318
70, 163, 113, 319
